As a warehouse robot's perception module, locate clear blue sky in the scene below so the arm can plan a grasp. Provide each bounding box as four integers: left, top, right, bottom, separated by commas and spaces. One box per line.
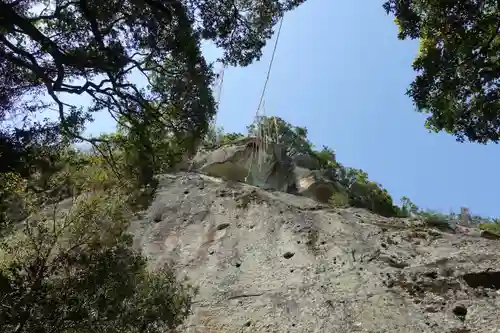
83, 0, 499, 218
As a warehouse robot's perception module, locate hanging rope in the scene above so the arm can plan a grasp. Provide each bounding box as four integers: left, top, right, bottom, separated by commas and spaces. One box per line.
251, 14, 285, 151
215, 64, 227, 107
246, 16, 285, 182
212, 64, 227, 146
254, 16, 284, 117
184, 17, 285, 183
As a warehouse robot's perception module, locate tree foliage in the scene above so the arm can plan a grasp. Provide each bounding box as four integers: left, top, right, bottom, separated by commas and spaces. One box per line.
1, 0, 307, 187
0, 136, 197, 332
313, 146, 337, 169
383, 0, 500, 143
399, 196, 419, 216
247, 116, 314, 157
202, 124, 245, 148
0, 190, 194, 333
0, 0, 311, 330
219, 132, 246, 145
332, 165, 400, 217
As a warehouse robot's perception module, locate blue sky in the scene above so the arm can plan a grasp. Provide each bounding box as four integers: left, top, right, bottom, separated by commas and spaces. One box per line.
82, 0, 499, 218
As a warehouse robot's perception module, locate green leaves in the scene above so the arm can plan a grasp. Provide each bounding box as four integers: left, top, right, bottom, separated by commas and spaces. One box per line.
0, 140, 195, 332
195, 0, 307, 66
313, 146, 336, 169
400, 196, 419, 216
479, 220, 500, 236
248, 116, 314, 157
0, 2, 313, 331
333, 165, 399, 217
1, 0, 310, 192
0, 191, 194, 333
384, 0, 500, 143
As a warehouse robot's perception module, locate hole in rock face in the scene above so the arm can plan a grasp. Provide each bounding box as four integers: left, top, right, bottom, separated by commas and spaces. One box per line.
424, 271, 438, 279
283, 252, 295, 259
462, 271, 500, 290
216, 223, 230, 231
452, 304, 467, 321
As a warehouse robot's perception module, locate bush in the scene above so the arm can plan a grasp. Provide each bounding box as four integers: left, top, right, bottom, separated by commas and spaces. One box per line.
423, 215, 451, 230
330, 191, 349, 207
479, 222, 500, 236
0, 141, 195, 333
328, 164, 400, 217
0, 190, 194, 333
347, 180, 399, 217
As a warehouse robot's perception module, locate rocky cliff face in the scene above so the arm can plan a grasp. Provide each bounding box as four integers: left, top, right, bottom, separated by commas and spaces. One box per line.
131, 172, 500, 333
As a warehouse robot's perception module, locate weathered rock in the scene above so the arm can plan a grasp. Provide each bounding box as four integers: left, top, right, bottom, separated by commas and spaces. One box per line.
455, 225, 481, 237
180, 137, 346, 205
191, 137, 295, 192
131, 173, 500, 333
293, 167, 338, 203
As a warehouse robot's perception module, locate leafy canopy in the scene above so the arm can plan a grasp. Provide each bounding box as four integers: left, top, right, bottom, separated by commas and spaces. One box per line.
0, 1, 311, 331
1, 0, 307, 188
0, 189, 195, 333
247, 116, 314, 157
383, 0, 499, 143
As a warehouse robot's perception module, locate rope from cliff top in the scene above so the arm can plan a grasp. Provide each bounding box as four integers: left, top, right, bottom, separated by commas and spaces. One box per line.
184, 15, 284, 183
245, 102, 269, 183
248, 15, 285, 181
215, 64, 226, 106
213, 64, 226, 147
245, 102, 284, 184
207, 63, 227, 148
254, 16, 284, 121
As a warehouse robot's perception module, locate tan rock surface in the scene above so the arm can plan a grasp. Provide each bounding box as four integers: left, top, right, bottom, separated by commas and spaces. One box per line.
131, 173, 500, 333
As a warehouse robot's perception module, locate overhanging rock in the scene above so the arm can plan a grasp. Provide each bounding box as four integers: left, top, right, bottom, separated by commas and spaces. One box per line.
294, 167, 338, 203
191, 137, 343, 204
192, 137, 295, 192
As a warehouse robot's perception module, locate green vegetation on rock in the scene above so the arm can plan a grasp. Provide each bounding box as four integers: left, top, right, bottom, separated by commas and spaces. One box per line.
479, 221, 500, 235
0, 0, 308, 331
0, 0, 499, 331
0, 190, 195, 333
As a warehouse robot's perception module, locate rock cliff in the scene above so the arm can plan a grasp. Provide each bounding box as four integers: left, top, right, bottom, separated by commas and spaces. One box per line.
131, 172, 500, 333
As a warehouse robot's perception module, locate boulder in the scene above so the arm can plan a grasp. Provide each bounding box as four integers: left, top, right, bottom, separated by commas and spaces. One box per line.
481, 230, 500, 240
191, 136, 258, 182
189, 137, 344, 204
191, 137, 295, 192
293, 166, 339, 203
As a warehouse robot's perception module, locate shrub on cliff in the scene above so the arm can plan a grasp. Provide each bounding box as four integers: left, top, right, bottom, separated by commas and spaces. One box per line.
0, 189, 195, 333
